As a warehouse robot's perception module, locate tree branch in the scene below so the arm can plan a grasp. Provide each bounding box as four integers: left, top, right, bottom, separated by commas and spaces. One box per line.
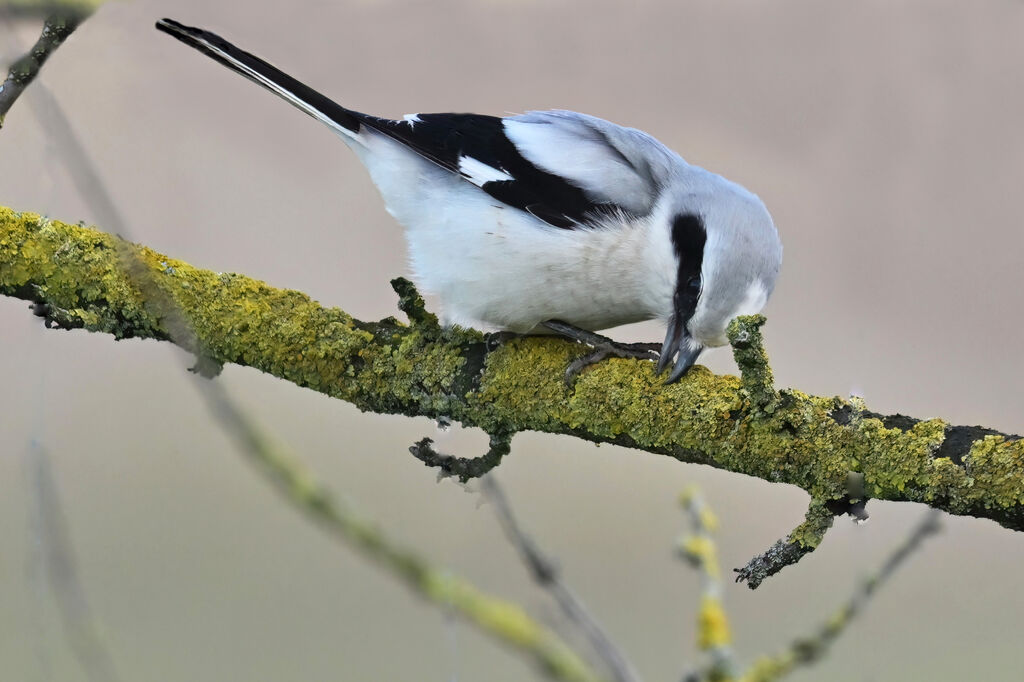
411, 432, 512, 481
733, 499, 839, 590
0, 1, 102, 18
679, 490, 941, 682
678, 487, 739, 681
196, 379, 603, 682
481, 476, 642, 682
0, 10, 86, 128
3, 207, 1022, 540
27, 443, 122, 682
740, 510, 942, 682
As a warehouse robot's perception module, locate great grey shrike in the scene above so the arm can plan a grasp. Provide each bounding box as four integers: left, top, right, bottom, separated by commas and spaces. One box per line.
156, 18, 783, 383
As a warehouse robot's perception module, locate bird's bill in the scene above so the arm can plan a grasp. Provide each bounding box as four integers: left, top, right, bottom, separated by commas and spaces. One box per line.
657, 315, 703, 384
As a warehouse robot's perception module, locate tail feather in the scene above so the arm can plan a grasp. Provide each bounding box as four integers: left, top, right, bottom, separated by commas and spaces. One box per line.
155, 18, 362, 136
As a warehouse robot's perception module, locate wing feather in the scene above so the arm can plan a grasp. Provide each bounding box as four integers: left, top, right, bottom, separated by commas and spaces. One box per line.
504, 110, 678, 216
356, 111, 666, 229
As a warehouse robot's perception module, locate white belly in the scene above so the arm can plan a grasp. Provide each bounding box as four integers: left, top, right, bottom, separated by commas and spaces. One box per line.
346, 130, 674, 332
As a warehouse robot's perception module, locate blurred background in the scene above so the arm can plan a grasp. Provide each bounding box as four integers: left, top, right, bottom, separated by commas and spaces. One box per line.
2, 0, 1023, 679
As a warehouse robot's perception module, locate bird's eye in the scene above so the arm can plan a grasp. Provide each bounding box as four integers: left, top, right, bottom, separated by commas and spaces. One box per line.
687, 276, 701, 293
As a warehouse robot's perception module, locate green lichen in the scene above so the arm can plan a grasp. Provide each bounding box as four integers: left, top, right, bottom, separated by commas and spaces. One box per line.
727, 315, 778, 413
734, 498, 839, 590
3, 205, 1023, 532
855, 417, 1024, 529
859, 418, 947, 497
0, 207, 463, 417
788, 500, 836, 550
390, 276, 439, 330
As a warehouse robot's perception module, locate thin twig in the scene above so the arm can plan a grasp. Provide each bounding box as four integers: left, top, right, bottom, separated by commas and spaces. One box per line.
481, 475, 642, 682
740, 509, 942, 681
733, 499, 837, 590
199, 381, 604, 682
411, 433, 512, 481
735, 476, 869, 590
678, 487, 739, 681
26, 443, 122, 682
0, 10, 86, 128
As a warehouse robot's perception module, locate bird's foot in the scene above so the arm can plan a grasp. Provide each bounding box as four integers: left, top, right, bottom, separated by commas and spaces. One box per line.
484, 330, 523, 352
541, 320, 660, 386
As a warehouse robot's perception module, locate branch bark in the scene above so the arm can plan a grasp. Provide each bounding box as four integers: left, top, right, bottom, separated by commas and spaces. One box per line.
0, 10, 86, 128
3, 207, 1022, 536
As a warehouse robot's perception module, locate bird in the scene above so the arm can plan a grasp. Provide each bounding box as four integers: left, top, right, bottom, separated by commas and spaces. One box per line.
155, 18, 782, 384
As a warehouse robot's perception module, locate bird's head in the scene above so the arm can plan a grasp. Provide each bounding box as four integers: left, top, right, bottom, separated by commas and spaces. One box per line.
657, 192, 782, 383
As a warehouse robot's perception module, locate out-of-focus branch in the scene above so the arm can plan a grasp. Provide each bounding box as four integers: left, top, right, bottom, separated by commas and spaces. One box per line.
0, 1, 102, 18
0, 10, 87, 128
27, 443, 121, 682
678, 489, 941, 682
678, 487, 739, 681
739, 510, 942, 682
199, 380, 604, 682
481, 476, 641, 682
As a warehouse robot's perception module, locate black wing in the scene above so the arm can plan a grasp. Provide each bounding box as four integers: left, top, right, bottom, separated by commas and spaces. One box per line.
156, 19, 631, 228
355, 113, 630, 228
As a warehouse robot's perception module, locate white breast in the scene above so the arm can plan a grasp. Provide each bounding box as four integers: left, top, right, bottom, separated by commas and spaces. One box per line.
343, 129, 675, 332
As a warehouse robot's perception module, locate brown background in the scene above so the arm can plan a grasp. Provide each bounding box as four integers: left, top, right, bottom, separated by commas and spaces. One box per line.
2, 1, 1023, 679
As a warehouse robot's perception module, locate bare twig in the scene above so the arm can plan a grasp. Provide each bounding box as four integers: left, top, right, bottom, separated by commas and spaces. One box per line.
26, 443, 121, 682
740, 509, 942, 682
481, 475, 642, 682
679, 490, 941, 682
200, 380, 604, 682
0, 10, 86, 128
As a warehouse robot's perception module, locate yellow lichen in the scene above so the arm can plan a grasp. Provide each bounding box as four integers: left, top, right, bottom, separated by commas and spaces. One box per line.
3, 205, 1022, 531
697, 595, 732, 650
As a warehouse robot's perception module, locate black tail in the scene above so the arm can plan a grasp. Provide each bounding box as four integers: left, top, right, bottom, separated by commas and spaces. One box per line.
155, 18, 361, 135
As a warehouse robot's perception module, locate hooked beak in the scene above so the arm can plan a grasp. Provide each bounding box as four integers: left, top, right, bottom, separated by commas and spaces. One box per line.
656, 314, 704, 384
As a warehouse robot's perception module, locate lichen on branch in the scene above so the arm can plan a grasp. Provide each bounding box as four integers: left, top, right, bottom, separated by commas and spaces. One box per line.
2, 206, 1023, 539
734, 499, 839, 590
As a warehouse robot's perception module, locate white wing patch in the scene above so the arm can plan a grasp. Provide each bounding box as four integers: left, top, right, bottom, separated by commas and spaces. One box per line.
402, 113, 422, 126
503, 114, 662, 215
458, 155, 514, 186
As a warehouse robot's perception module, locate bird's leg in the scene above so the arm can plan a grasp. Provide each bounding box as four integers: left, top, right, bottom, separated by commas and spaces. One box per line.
541, 320, 661, 385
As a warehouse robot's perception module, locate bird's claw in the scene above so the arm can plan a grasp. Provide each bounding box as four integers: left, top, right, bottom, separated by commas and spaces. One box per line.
562, 344, 662, 386
484, 331, 521, 352
540, 320, 662, 386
